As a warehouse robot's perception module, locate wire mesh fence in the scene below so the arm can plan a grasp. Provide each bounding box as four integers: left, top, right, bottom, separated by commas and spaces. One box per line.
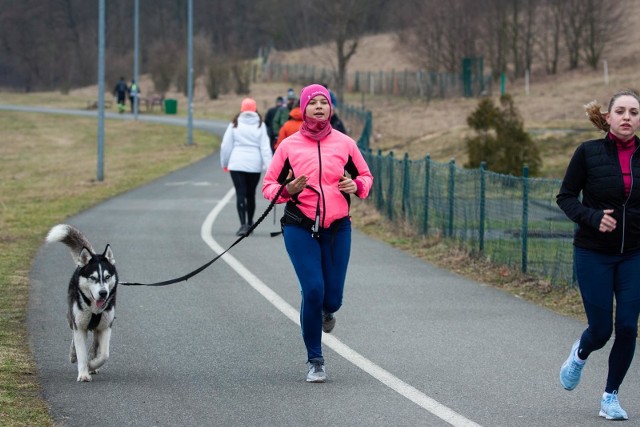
345, 106, 575, 289
364, 151, 574, 288
263, 63, 493, 100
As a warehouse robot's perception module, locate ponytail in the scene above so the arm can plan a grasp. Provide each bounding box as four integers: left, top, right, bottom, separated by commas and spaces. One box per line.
584, 101, 609, 133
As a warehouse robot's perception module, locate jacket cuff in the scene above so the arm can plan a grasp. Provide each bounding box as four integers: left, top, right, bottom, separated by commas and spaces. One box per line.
354, 179, 364, 197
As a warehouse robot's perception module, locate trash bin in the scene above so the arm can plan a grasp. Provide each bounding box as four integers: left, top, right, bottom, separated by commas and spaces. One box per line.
164, 98, 177, 114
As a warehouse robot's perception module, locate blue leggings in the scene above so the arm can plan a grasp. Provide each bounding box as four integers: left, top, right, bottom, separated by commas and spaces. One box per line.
574, 247, 640, 393
283, 219, 351, 362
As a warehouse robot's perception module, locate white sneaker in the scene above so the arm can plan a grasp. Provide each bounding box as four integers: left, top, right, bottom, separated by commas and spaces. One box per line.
306, 359, 327, 383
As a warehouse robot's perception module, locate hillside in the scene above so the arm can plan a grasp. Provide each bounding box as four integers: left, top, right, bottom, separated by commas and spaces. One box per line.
270, 4, 640, 178
9, 3, 640, 179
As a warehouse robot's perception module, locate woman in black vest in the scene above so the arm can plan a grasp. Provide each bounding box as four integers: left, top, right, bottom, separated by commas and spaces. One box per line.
557, 90, 640, 421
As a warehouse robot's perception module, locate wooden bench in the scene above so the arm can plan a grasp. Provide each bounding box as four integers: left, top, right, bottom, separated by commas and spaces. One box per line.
141, 95, 165, 112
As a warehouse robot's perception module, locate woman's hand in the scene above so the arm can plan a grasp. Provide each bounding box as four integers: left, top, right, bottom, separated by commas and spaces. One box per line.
339, 175, 357, 194
285, 170, 308, 195
599, 209, 617, 232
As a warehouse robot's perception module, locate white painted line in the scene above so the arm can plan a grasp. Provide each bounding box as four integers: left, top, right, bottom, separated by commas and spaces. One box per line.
201, 188, 482, 427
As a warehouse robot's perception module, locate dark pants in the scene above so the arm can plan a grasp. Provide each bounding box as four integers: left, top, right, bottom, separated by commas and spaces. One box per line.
283, 219, 351, 361
574, 246, 640, 393
229, 171, 261, 226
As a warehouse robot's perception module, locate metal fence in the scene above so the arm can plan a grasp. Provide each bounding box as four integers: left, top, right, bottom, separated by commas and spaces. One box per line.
263, 63, 493, 100
345, 105, 574, 289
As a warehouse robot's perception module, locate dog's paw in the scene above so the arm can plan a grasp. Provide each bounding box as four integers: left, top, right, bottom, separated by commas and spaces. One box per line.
77, 373, 92, 382
89, 368, 99, 375
70, 354, 77, 364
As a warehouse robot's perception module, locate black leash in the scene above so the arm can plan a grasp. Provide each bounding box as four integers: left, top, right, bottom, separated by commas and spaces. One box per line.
120, 180, 289, 287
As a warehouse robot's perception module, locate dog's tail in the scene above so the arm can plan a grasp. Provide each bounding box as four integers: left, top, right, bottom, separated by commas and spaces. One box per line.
46, 224, 95, 266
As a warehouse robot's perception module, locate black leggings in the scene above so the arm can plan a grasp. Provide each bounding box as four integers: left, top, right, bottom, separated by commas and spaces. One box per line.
230, 171, 261, 225
574, 247, 640, 393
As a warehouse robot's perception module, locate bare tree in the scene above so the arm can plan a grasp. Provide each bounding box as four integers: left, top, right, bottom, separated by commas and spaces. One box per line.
559, 0, 587, 70
394, 0, 443, 72
300, 0, 387, 104
537, 0, 562, 74
520, 0, 539, 76
395, 0, 479, 75
478, 0, 510, 80
581, 0, 625, 70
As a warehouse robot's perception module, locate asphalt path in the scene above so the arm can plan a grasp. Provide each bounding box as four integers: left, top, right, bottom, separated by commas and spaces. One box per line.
19, 105, 640, 426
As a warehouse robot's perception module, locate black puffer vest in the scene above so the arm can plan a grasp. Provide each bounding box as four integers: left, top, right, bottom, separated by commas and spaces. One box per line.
557, 134, 640, 253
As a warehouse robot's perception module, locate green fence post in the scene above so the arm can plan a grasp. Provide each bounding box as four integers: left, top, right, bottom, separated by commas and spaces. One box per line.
448, 159, 455, 238
479, 161, 486, 253
387, 151, 395, 220
422, 155, 431, 235
522, 165, 529, 273
402, 153, 410, 218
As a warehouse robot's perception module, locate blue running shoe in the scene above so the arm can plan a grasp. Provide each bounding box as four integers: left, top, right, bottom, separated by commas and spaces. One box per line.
560, 340, 585, 390
600, 391, 629, 420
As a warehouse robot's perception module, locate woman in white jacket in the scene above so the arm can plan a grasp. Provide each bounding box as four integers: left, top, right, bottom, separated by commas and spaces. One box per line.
220, 98, 273, 236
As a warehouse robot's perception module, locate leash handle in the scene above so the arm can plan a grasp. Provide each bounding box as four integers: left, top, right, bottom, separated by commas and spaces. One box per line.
121, 179, 290, 287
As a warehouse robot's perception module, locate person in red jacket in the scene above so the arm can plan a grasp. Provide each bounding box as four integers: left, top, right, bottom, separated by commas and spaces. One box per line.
273, 103, 302, 150
262, 84, 373, 383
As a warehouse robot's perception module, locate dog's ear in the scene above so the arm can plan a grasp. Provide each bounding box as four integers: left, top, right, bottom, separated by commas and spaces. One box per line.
103, 244, 115, 265
78, 247, 93, 267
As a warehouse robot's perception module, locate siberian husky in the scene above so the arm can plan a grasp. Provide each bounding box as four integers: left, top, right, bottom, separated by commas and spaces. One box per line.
46, 224, 118, 382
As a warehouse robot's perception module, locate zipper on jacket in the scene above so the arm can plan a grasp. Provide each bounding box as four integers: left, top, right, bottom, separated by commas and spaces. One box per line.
620, 144, 640, 253
316, 140, 326, 229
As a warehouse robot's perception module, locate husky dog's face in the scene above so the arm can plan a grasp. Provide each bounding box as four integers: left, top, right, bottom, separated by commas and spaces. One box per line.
78, 245, 117, 309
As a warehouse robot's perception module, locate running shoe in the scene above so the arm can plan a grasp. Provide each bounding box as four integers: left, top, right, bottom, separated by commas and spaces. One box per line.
600, 391, 628, 420
322, 312, 336, 333
236, 224, 250, 236
560, 340, 585, 390
306, 359, 327, 383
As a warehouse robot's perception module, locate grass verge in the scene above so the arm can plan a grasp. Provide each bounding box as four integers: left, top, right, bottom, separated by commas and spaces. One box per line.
0, 111, 218, 426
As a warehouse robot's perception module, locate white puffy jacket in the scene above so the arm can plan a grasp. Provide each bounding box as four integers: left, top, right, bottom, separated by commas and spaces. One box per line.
220, 112, 272, 172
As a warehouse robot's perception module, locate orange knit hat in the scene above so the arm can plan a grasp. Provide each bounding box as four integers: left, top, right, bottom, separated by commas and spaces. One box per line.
240, 98, 257, 112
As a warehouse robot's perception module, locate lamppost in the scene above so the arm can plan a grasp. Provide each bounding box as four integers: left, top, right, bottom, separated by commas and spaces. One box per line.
187, 0, 193, 145
97, 0, 105, 182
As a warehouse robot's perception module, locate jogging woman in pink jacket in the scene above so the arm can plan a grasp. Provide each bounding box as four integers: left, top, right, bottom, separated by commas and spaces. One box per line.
262, 84, 373, 383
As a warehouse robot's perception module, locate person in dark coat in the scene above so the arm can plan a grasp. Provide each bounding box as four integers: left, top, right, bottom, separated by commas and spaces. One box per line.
557, 89, 640, 421
113, 77, 128, 113
264, 96, 284, 152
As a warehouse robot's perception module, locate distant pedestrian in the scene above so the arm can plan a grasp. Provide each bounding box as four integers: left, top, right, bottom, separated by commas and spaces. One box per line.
273, 102, 302, 150
265, 96, 285, 152
272, 89, 296, 140
129, 79, 140, 113
322, 83, 346, 134
557, 89, 640, 421
113, 77, 128, 114
262, 84, 373, 383
220, 98, 273, 236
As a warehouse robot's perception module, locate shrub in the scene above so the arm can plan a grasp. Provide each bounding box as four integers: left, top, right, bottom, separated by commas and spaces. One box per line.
465, 94, 542, 176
